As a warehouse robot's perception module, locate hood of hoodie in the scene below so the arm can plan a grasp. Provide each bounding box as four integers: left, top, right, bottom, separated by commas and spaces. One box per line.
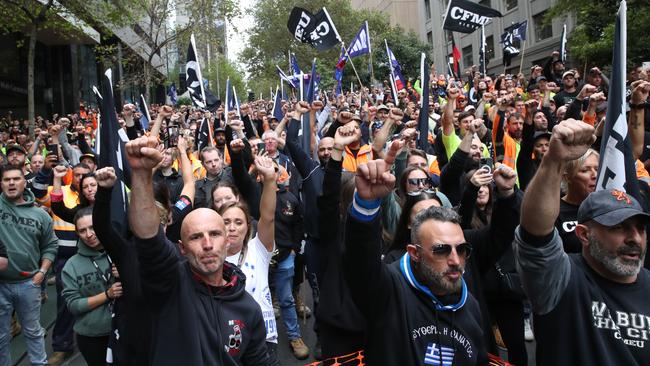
75, 239, 106, 258
189, 261, 246, 301
0, 188, 36, 207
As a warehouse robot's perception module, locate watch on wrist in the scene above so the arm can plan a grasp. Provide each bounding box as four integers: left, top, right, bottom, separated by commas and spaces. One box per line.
629, 102, 647, 110
37, 269, 46, 276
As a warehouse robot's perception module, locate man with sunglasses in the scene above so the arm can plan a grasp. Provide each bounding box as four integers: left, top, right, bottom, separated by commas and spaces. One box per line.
342, 141, 487, 365
517, 119, 650, 365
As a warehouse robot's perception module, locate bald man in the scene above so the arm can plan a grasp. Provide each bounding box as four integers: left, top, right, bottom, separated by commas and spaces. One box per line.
126, 135, 268, 366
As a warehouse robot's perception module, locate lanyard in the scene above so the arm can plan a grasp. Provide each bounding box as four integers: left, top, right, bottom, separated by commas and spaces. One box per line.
90, 254, 113, 286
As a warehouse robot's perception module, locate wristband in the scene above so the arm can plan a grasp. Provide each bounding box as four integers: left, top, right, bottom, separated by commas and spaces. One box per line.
36, 269, 46, 276
332, 145, 345, 152
629, 102, 647, 110
105, 289, 111, 299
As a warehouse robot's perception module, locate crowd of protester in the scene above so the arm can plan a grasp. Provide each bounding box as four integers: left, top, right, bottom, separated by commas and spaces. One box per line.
0, 51, 649, 366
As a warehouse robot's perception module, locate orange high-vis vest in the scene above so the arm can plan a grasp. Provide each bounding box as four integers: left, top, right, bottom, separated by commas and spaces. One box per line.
342, 144, 373, 172
45, 186, 79, 248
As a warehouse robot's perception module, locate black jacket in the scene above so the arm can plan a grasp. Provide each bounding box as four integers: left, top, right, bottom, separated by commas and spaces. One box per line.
343, 213, 487, 365
193, 167, 233, 209
153, 168, 184, 204
135, 229, 268, 366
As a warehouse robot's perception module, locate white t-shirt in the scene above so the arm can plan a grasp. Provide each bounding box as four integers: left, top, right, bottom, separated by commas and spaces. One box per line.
226, 235, 278, 342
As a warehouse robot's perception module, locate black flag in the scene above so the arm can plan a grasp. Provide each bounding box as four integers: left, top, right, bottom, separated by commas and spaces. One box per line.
443, 0, 502, 34
186, 34, 220, 112
94, 69, 132, 237
595, 0, 639, 200
479, 25, 488, 76
287, 7, 340, 52
500, 25, 520, 67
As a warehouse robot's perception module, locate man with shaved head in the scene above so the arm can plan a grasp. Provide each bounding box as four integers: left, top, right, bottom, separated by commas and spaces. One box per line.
126, 135, 268, 365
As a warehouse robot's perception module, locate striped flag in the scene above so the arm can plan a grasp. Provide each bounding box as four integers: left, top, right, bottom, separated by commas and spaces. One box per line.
418, 53, 431, 152
595, 1, 638, 199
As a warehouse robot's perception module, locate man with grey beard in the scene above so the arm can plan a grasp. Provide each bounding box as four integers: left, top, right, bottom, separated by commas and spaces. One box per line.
516, 119, 650, 365
342, 141, 486, 365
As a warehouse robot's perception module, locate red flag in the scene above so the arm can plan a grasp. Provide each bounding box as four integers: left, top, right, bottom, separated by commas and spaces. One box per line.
451, 37, 461, 79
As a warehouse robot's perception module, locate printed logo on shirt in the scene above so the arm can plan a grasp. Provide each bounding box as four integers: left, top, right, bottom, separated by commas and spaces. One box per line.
225, 319, 244, 355
424, 342, 455, 365
174, 196, 191, 211
412, 324, 474, 359
562, 221, 578, 233
592, 301, 648, 349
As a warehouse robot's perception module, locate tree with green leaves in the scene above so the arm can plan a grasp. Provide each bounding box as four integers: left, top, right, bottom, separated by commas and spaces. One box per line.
241, 0, 430, 95
0, 0, 122, 137
546, 0, 650, 70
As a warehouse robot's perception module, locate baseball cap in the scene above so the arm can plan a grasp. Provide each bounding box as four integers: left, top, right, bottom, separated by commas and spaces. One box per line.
214, 127, 226, 133
5, 144, 26, 155
535, 76, 547, 83
377, 104, 389, 112
533, 131, 551, 142
80, 153, 96, 162
577, 189, 650, 225
589, 67, 602, 76
562, 71, 575, 79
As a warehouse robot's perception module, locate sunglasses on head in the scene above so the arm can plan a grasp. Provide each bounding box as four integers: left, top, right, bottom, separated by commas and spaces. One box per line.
415, 243, 473, 259
407, 178, 431, 187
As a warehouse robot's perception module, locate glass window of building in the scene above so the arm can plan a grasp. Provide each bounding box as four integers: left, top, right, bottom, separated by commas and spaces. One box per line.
504, 0, 517, 11
533, 12, 553, 41
462, 45, 473, 68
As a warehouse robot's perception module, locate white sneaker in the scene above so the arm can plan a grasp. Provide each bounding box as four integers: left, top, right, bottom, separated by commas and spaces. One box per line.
524, 317, 534, 342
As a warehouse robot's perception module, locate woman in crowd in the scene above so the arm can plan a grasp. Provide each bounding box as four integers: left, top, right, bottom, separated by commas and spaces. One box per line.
61, 207, 121, 366
51, 167, 97, 223
556, 148, 599, 253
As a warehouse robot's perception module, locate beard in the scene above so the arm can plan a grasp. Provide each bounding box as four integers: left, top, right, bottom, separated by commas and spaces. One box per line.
414, 260, 464, 295
186, 251, 225, 277
588, 233, 646, 277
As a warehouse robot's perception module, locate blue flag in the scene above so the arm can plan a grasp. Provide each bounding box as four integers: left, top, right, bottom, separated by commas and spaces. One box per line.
386, 45, 406, 91
272, 87, 283, 121
335, 46, 345, 96
347, 21, 371, 58
168, 83, 178, 105
306, 59, 317, 103
277, 65, 299, 89
138, 94, 151, 131
290, 53, 302, 75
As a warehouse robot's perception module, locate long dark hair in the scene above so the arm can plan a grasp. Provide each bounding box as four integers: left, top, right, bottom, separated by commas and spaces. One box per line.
397, 166, 431, 204
387, 191, 441, 256
78, 173, 96, 208
464, 169, 494, 230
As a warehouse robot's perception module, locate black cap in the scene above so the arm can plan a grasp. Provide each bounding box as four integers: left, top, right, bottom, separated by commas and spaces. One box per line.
535, 76, 547, 83
577, 189, 650, 225
5, 144, 26, 155
214, 127, 226, 133
533, 131, 551, 142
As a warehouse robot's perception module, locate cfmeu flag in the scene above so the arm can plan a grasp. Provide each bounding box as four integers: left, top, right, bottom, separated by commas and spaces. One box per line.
595, 0, 639, 200
443, 0, 502, 34
287, 7, 341, 52
93, 69, 132, 237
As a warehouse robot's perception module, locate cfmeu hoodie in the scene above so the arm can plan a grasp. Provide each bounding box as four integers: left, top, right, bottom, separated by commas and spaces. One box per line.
343, 196, 487, 365
61, 240, 113, 337
0, 189, 58, 283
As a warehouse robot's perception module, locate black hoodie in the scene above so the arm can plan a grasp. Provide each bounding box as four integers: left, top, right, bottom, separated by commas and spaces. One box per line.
135, 229, 268, 366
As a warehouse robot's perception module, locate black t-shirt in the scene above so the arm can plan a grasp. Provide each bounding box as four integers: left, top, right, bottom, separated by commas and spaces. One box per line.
555, 199, 581, 253
553, 89, 579, 108
166, 195, 192, 244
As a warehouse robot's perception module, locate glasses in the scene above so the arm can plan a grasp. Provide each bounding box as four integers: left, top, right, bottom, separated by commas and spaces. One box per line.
415, 243, 473, 259
407, 178, 431, 187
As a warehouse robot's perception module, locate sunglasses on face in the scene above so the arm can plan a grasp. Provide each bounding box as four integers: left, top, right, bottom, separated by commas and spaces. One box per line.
407, 178, 431, 187
415, 243, 473, 259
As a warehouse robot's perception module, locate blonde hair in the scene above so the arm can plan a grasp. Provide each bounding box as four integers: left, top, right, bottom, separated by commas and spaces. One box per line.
561, 148, 599, 191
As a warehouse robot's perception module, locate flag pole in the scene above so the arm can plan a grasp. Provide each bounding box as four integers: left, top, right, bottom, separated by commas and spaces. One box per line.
518, 39, 527, 75
323, 7, 364, 90
342, 41, 365, 90
191, 34, 207, 110
385, 39, 399, 103
366, 20, 376, 85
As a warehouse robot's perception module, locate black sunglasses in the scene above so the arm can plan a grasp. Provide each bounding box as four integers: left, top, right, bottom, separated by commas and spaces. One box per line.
415, 243, 473, 259
407, 178, 432, 187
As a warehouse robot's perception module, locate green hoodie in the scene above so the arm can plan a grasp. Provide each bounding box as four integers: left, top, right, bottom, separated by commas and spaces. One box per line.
0, 189, 58, 283
61, 240, 113, 337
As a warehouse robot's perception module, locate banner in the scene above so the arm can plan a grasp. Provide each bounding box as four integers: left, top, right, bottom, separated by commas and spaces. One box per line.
417, 53, 430, 151
185, 35, 220, 111
443, 0, 502, 34
560, 23, 568, 63
287, 7, 341, 52
596, 0, 638, 199
386, 45, 406, 91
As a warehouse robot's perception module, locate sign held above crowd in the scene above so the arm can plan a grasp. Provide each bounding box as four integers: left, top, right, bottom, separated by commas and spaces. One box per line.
287, 7, 341, 52
443, 0, 503, 34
